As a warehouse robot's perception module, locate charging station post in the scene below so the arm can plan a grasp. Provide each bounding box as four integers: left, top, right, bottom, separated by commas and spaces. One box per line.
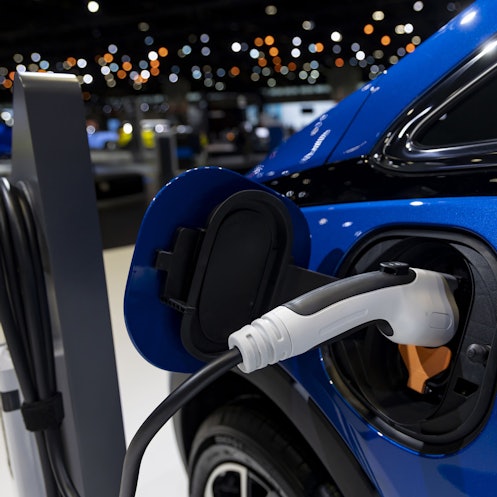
6, 72, 126, 497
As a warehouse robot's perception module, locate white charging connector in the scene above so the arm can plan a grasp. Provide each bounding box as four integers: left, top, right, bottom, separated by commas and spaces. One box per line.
228, 263, 459, 373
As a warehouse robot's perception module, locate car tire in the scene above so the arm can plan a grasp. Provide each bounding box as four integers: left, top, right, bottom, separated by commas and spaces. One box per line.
188, 403, 341, 497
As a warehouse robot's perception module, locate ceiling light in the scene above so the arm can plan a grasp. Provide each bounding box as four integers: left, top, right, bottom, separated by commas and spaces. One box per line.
87, 1, 99, 13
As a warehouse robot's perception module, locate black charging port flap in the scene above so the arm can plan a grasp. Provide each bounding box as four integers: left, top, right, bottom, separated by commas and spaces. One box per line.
181, 189, 295, 360
155, 189, 335, 361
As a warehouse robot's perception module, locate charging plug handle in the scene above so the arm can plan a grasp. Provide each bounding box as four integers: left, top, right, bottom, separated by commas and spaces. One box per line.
229, 262, 459, 373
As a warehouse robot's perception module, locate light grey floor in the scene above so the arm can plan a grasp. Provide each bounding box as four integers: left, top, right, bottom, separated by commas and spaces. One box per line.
0, 245, 188, 497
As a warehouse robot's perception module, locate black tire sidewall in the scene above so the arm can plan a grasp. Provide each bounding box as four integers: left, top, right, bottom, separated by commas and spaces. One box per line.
188, 405, 327, 497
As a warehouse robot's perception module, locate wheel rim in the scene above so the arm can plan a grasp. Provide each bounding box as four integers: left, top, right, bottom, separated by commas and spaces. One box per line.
204, 461, 279, 497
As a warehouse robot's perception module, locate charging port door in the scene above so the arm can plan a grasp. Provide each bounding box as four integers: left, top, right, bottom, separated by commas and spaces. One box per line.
124, 167, 327, 372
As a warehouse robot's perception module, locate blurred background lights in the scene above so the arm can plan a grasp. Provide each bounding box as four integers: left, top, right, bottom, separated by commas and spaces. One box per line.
265, 5, 277, 15
364, 24, 374, 35
302, 20, 315, 30
372, 10, 385, 21
0, 2, 471, 96
87, 1, 99, 13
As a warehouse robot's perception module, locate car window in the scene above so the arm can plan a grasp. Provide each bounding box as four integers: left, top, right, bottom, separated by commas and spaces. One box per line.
417, 74, 497, 147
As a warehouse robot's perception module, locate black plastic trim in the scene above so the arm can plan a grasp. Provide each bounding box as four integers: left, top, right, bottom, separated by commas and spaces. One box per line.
264, 157, 497, 208
372, 33, 497, 173
285, 265, 415, 316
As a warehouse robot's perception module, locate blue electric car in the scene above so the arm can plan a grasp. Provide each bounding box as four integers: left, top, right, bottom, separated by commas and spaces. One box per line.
124, 0, 497, 495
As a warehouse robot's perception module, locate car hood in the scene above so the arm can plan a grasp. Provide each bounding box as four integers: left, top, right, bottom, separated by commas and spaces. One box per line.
246, 84, 372, 182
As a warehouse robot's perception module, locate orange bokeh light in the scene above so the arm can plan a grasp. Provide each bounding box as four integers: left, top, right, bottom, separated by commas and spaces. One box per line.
264, 35, 274, 46
364, 24, 374, 35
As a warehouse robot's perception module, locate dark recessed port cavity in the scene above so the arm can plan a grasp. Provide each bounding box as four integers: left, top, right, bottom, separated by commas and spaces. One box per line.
322, 228, 497, 454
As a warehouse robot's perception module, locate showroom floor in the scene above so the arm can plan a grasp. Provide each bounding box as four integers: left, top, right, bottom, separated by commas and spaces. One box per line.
0, 245, 188, 497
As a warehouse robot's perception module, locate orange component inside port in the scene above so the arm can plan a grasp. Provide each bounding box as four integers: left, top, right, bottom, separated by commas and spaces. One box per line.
398, 344, 452, 394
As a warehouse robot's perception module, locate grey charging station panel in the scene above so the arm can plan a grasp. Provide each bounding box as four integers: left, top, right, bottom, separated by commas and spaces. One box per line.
11, 72, 126, 497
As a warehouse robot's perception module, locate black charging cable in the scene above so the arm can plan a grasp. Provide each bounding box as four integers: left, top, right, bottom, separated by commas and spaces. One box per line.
0, 178, 79, 497
118, 346, 242, 497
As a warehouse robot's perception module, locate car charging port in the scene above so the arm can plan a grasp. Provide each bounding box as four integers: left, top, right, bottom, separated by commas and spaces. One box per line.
323, 230, 497, 453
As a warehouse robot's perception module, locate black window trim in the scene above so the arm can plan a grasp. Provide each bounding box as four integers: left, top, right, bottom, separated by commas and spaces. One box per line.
371, 34, 497, 173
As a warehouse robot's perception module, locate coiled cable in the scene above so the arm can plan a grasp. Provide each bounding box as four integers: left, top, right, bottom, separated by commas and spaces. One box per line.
0, 178, 79, 497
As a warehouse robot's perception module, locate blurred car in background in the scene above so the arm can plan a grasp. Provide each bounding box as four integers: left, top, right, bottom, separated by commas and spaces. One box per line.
86, 126, 119, 150
0, 122, 12, 158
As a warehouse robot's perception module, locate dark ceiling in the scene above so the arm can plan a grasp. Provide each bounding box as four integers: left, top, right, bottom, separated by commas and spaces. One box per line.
0, 0, 474, 103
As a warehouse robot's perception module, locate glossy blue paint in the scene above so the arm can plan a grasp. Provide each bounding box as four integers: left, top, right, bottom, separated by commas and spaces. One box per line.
124, 166, 311, 372
289, 347, 497, 497
245, 86, 370, 181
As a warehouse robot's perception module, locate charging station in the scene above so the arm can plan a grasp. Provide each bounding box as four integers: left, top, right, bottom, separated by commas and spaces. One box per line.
0, 72, 125, 497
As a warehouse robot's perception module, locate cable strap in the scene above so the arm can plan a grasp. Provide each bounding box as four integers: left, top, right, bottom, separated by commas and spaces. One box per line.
21, 391, 64, 431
